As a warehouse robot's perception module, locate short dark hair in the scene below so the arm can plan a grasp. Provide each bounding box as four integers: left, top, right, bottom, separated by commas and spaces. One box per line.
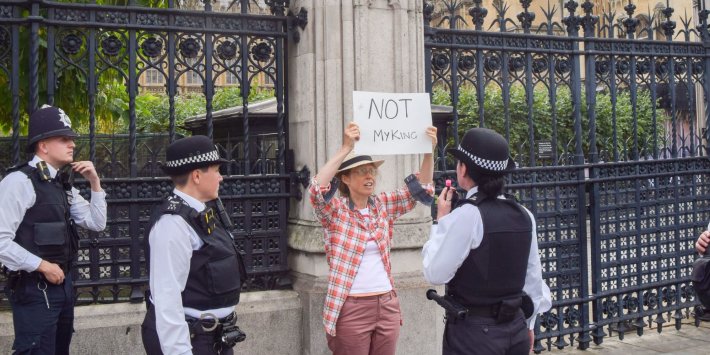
475, 173, 505, 197
460, 160, 505, 197
170, 166, 210, 187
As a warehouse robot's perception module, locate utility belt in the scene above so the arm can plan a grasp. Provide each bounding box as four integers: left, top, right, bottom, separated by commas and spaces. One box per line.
145, 290, 246, 351
185, 311, 237, 335
3, 269, 67, 292
185, 311, 246, 352
427, 289, 533, 324
463, 297, 527, 324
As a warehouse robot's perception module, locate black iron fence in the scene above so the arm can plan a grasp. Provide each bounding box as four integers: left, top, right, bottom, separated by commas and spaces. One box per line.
426, 0, 710, 351
0, 0, 305, 308
4, 0, 710, 350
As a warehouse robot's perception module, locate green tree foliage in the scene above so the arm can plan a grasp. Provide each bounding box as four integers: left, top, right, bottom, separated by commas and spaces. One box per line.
0, 0, 238, 135
125, 86, 275, 134
432, 84, 665, 160
0, 1, 155, 132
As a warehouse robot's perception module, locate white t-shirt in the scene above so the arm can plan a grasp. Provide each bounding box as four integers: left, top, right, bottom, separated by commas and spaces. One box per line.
349, 208, 393, 295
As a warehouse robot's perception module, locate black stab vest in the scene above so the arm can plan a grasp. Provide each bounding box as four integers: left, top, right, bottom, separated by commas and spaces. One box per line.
447, 192, 532, 306
11, 164, 75, 270
147, 194, 244, 310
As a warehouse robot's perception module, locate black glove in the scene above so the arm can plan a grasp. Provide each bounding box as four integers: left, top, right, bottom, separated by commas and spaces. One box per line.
404, 174, 433, 206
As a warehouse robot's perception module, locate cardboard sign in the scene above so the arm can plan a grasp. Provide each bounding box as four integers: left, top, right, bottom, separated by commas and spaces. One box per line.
352, 91, 433, 155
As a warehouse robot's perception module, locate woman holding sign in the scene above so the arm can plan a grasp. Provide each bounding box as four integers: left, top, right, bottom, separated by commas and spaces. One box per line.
308, 122, 437, 355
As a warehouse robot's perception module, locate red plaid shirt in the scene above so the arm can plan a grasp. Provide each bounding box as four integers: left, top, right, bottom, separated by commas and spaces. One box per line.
309, 178, 420, 336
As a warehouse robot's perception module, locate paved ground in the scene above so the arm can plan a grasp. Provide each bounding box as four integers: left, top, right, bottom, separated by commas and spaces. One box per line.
543, 320, 710, 354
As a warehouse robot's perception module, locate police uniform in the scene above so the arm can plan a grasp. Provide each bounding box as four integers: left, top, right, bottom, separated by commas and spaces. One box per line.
422, 128, 552, 355
0, 105, 107, 354
141, 136, 246, 355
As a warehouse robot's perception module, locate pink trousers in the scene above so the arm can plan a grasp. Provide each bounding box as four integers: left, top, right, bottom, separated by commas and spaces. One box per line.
326, 291, 402, 355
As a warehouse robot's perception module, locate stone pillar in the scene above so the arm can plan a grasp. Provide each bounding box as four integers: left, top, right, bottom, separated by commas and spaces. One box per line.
287, 1, 443, 354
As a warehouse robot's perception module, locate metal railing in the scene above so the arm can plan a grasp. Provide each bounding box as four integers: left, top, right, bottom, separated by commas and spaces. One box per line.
425, 0, 710, 351
0, 0, 303, 309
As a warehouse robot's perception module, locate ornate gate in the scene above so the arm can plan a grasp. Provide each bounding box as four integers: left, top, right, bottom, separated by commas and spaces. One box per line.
0, 0, 307, 307
425, 0, 710, 351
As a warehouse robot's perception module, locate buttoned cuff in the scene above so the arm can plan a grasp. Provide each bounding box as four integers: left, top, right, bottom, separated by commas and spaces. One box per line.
27, 254, 42, 272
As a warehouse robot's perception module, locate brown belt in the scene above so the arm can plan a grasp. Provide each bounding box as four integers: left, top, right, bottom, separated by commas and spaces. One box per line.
347, 290, 395, 301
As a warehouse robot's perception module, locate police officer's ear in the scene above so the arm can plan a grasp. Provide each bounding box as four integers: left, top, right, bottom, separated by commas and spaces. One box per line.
36, 140, 48, 155
190, 169, 201, 185
457, 160, 467, 176
189, 166, 211, 185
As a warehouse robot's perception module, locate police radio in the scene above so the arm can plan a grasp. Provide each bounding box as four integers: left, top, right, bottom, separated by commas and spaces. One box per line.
213, 198, 235, 231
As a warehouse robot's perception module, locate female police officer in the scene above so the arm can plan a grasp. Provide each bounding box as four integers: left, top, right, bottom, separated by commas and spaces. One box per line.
141, 136, 245, 355
422, 128, 551, 354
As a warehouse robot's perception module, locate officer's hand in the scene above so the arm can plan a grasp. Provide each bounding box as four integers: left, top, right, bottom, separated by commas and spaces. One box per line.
37, 260, 65, 285
696, 231, 710, 255
71, 161, 101, 191
436, 186, 455, 220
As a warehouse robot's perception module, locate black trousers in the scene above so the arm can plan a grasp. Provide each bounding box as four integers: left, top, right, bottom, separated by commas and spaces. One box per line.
141, 304, 234, 355
6, 273, 75, 355
443, 310, 529, 355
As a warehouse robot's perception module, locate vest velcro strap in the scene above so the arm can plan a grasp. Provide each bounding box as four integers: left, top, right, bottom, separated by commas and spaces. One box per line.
465, 304, 499, 318
465, 297, 524, 324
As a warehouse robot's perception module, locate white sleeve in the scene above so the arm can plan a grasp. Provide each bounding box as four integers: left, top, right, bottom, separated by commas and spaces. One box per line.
0, 172, 41, 271
422, 205, 483, 285
149, 215, 194, 355
69, 188, 107, 232
522, 208, 552, 329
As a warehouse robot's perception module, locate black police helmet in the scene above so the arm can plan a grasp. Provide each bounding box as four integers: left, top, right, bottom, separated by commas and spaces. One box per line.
446, 127, 515, 176
26, 105, 79, 153
160, 135, 228, 176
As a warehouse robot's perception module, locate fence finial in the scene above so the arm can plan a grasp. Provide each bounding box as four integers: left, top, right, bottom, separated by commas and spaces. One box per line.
517, 0, 535, 33
661, 1, 676, 39
581, 0, 598, 37
622, 2, 639, 38
696, 0, 709, 41
266, 0, 287, 16
424, 1, 434, 25
563, 1, 581, 35
469, 0, 487, 30
202, 0, 212, 11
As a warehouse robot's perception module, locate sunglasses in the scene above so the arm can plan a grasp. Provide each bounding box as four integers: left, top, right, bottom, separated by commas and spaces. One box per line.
351, 166, 378, 177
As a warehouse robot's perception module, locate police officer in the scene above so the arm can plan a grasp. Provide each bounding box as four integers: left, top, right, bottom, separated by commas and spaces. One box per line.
693, 226, 710, 320
141, 135, 246, 355
422, 128, 551, 354
696, 228, 710, 255
0, 105, 107, 354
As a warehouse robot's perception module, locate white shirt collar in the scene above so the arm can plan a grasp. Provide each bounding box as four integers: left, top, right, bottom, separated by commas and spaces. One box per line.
465, 186, 479, 198
28, 155, 59, 179
173, 188, 206, 212
465, 185, 507, 200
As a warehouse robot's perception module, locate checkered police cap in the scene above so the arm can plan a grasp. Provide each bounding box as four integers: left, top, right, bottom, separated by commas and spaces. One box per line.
160, 135, 228, 176
446, 127, 515, 175
453, 145, 510, 171
165, 150, 221, 168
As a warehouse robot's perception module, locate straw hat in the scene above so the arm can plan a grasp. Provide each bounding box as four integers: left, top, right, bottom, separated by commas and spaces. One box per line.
337, 151, 385, 173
